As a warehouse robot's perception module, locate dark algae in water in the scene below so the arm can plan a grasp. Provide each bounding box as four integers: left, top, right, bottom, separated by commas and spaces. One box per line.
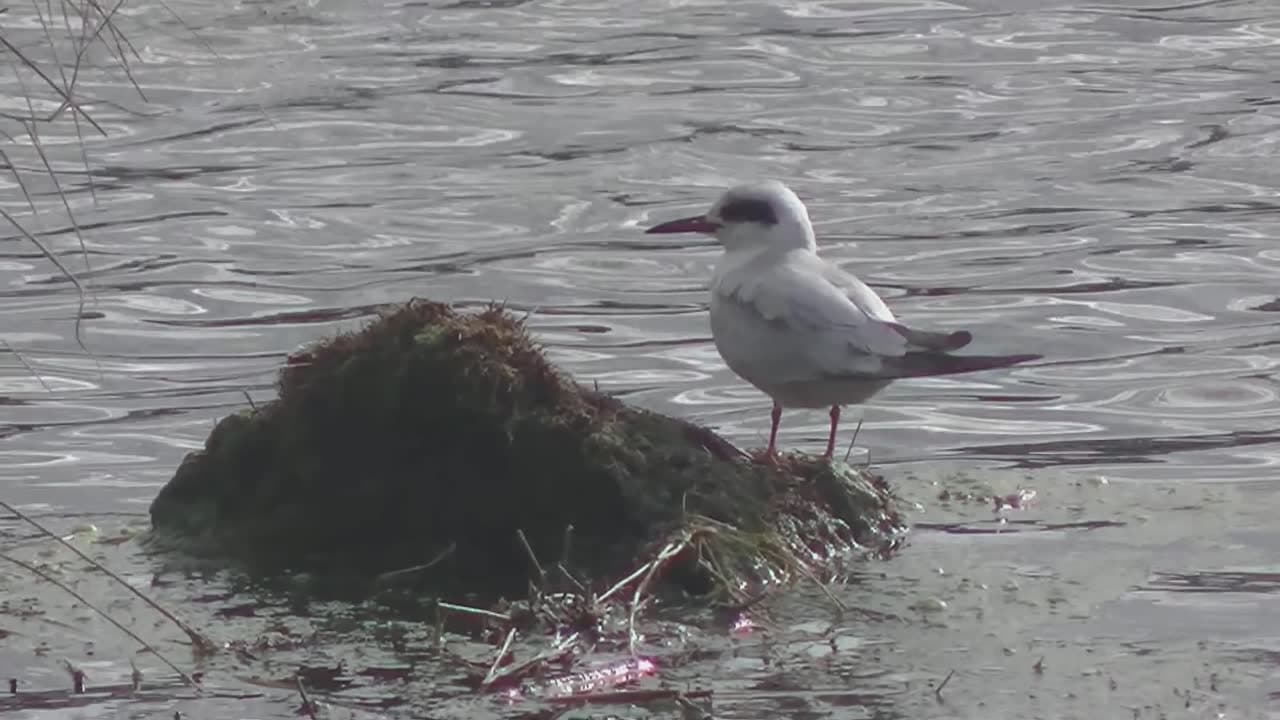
148, 299, 905, 597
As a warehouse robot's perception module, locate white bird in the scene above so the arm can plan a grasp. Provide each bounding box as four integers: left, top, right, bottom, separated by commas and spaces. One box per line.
645, 180, 1039, 463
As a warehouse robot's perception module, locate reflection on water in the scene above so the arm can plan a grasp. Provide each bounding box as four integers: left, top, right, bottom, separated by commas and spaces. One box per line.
1, 0, 1280, 716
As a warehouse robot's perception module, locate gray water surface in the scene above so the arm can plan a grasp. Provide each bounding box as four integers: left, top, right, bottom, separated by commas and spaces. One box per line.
2, 0, 1279, 717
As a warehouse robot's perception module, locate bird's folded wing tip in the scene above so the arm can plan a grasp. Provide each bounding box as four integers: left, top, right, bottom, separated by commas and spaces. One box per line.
945, 330, 974, 350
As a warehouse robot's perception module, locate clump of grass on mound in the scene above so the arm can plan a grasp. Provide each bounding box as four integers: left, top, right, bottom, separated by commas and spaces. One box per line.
147, 299, 905, 599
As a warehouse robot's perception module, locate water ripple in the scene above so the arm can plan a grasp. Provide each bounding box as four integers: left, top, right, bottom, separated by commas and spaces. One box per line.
0, 0, 1278, 516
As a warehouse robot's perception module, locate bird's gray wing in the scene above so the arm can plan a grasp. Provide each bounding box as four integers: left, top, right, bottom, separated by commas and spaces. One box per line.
813, 254, 973, 352
714, 260, 911, 383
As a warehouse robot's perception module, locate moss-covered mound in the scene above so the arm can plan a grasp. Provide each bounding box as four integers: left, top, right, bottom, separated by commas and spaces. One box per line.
148, 300, 905, 596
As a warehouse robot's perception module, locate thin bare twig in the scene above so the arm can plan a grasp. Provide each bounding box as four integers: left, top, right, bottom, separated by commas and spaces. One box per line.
295, 676, 318, 719
66, 0, 134, 207
597, 558, 654, 605
0, 147, 39, 212
482, 632, 580, 691
4, 60, 98, 372
60, 658, 86, 693
150, 0, 276, 130
376, 542, 455, 582
1, 551, 198, 687
843, 416, 864, 463
24, 116, 92, 275
2, 341, 53, 392
556, 563, 588, 595
628, 535, 691, 655
0, 34, 105, 135
5, 21, 92, 273
789, 551, 846, 613
559, 524, 574, 568
516, 528, 547, 589
481, 628, 517, 688
433, 600, 445, 650
935, 669, 955, 699
0, 499, 216, 654
1, 208, 88, 312
83, 0, 145, 101
55, 0, 101, 207
437, 601, 509, 623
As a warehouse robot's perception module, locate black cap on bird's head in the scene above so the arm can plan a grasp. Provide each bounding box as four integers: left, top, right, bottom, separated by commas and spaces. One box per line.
645, 181, 817, 251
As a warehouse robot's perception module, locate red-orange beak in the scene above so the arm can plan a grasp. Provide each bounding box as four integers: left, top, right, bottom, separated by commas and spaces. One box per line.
644, 215, 720, 234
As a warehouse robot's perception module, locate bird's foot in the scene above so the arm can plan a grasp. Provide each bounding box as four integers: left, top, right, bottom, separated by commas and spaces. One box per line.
751, 448, 780, 466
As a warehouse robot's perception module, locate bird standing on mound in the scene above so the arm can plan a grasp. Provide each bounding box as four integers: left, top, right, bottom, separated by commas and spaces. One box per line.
645, 181, 1039, 464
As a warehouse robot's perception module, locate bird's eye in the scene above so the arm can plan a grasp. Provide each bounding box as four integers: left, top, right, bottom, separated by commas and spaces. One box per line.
718, 198, 779, 226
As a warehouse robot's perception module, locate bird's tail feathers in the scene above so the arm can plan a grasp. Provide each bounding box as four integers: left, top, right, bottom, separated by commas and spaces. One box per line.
890, 323, 974, 352
887, 351, 1041, 379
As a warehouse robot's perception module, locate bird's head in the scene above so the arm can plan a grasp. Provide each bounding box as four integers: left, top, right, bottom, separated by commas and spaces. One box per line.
645, 181, 816, 252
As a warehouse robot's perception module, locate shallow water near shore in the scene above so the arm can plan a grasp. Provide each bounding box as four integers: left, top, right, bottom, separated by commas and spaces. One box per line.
3, 469, 1276, 718
2, 0, 1280, 716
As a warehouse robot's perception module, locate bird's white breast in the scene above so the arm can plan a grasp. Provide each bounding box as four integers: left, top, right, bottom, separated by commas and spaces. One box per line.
708, 248, 832, 393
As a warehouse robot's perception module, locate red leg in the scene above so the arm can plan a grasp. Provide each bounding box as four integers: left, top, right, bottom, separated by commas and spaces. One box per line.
823, 405, 841, 461
764, 402, 782, 462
